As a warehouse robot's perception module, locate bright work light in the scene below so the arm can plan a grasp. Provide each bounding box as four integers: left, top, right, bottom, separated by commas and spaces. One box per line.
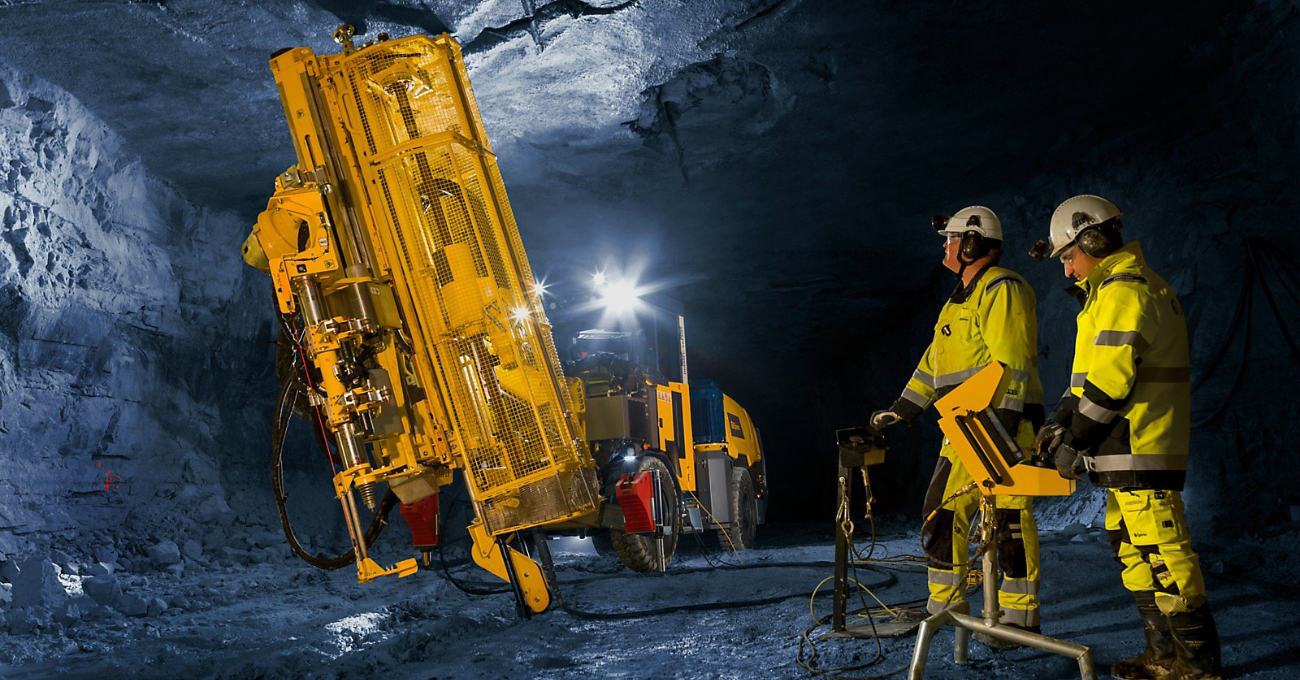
600, 280, 640, 315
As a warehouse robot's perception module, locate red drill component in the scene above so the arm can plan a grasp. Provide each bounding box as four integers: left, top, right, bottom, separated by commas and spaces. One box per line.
615, 471, 657, 534
400, 495, 439, 549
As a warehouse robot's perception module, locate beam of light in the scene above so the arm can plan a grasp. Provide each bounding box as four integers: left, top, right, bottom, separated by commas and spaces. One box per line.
511, 306, 530, 323
600, 279, 641, 315
592, 270, 607, 288
531, 278, 548, 299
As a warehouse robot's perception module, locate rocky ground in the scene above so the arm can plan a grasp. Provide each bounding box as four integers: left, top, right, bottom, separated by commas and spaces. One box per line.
0, 520, 1295, 680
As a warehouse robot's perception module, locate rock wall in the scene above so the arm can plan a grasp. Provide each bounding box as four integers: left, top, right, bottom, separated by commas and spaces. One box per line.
0, 0, 1294, 564
0, 63, 273, 562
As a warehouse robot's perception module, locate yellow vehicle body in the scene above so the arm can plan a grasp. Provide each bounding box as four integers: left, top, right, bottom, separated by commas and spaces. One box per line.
716, 392, 762, 469
243, 28, 600, 604
655, 382, 696, 490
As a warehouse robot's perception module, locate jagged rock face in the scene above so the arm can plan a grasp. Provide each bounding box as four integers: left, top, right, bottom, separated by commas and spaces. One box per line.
0, 65, 269, 555
0, 0, 1294, 552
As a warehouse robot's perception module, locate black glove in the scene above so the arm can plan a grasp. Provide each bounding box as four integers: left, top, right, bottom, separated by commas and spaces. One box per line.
1033, 422, 1066, 461
870, 410, 902, 431
1054, 442, 1086, 481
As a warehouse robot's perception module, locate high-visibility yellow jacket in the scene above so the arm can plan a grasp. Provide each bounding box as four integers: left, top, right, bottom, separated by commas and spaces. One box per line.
890, 265, 1044, 438
1058, 241, 1191, 490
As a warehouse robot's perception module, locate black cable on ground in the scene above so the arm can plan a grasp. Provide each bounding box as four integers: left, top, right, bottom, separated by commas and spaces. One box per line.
796, 468, 991, 679
434, 529, 901, 618
440, 555, 851, 591
555, 565, 897, 621
797, 511, 902, 680
796, 611, 910, 680
437, 538, 511, 596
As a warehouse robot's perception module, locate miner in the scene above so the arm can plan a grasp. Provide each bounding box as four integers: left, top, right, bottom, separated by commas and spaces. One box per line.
1032, 194, 1221, 680
872, 206, 1045, 647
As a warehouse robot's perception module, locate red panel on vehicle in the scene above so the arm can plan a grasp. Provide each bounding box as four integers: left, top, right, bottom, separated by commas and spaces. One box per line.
615, 471, 656, 534
400, 495, 439, 549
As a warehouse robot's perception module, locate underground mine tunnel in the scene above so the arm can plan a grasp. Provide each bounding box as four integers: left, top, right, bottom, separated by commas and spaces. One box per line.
0, 1, 1297, 679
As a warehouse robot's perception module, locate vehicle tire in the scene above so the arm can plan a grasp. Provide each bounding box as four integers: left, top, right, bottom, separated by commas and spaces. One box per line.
590, 531, 616, 557
611, 457, 680, 573
715, 467, 758, 551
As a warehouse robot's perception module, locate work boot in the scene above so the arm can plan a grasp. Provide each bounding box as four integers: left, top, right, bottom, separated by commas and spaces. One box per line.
1111, 592, 1176, 680
972, 623, 1040, 651
1166, 604, 1222, 680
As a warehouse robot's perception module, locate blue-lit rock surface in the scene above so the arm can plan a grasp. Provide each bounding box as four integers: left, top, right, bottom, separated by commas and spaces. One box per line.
0, 63, 269, 556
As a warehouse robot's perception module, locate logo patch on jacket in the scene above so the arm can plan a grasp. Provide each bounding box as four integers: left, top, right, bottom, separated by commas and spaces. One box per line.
941, 324, 952, 336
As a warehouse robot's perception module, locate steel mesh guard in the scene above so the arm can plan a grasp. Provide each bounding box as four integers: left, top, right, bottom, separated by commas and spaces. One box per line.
335, 36, 596, 533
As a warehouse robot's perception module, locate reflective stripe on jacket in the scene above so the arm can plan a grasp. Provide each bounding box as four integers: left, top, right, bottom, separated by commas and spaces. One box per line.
890, 265, 1044, 431
1064, 241, 1191, 490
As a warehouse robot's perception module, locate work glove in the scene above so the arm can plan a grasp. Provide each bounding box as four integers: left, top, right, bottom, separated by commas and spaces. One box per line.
870, 410, 902, 431
1033, 422, 1066, 461
1054, 442, 1086, 481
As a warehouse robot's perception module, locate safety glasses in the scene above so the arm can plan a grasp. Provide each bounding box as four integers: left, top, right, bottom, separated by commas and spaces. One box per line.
1058, 244, 1078, 265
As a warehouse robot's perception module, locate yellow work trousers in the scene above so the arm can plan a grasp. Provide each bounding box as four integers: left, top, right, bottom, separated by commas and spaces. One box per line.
921, 446, 1041, 628
1105, 488, 1207, 615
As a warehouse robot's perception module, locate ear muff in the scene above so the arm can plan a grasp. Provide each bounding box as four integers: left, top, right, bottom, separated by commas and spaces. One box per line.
1076, 226, 1113, 258
959, 230, 987, 260
957, 213, 990, 261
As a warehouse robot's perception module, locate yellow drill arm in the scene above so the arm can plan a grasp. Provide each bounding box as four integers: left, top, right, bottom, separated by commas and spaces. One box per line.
242, 28, 599, 602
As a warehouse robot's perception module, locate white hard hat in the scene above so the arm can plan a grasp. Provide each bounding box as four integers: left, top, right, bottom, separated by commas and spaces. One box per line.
1046, 195, 1123, 258
937, 205, 1003, 241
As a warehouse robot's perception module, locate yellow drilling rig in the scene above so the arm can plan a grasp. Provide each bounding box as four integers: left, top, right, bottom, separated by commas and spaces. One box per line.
241, 26, 767, 615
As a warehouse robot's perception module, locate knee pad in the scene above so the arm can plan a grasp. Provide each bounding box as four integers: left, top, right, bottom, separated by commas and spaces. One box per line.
923, 508, 956, 568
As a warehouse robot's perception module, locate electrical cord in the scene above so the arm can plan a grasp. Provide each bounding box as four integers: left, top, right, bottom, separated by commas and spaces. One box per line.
797, 613, 908, 680
432, 515, 892, 619
689, 490, 745, 564
438, 538, 511, 596
918, 482, 982, 569
798, 551, 899, 677
796, 465, 991, 679
692, 532, 736, 569
555, 564, 896, 621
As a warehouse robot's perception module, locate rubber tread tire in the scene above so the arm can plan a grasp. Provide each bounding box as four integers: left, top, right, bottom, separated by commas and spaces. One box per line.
611, 457, 681, 573
590, 531, 616, 557
716, 467, 758, 551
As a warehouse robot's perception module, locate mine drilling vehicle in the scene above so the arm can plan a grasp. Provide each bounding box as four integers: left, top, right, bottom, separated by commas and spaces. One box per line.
240, 26, 768, 614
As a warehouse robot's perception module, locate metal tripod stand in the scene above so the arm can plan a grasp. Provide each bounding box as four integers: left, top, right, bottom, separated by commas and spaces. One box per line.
906, 494, 1096, 679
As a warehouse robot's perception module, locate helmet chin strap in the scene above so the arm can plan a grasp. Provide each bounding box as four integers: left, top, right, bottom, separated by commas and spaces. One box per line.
954, 250, 975, 280
949, 251, 979, 300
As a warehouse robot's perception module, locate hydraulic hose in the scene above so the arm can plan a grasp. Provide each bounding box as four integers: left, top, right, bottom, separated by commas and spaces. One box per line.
271, 369, 397, 570
918, 481, 983, 569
